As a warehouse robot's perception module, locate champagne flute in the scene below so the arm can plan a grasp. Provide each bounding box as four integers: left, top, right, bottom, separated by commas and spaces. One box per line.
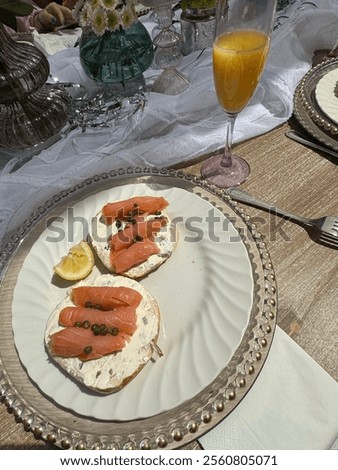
201, 0, 277, 187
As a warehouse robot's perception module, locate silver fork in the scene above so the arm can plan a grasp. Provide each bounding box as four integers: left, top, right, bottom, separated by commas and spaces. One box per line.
227, 187, 338, 248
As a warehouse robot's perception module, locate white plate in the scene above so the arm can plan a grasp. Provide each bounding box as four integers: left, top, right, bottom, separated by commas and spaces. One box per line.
12, 182, 253, 421
315, 67, 338, 125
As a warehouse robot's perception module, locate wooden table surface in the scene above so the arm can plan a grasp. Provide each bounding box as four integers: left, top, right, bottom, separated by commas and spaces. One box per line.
1, 118, 338, 449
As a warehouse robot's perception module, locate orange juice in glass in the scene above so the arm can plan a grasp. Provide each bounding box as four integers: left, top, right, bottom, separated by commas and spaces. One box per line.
213, 29, 269, 114
201, 0, 277, 188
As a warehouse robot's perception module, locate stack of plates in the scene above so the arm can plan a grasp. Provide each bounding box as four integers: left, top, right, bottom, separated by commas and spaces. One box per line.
294, 57, 338, 151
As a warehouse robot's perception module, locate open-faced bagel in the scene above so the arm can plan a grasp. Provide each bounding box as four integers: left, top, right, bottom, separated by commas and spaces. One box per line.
89, 197, 178, 279
45, 274, 160, 394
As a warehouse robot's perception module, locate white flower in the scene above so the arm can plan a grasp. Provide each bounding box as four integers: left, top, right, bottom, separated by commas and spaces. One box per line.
72, 0, 86, 21
107, 10, 121, 31
78, 2, 93, 27
91, 6, 108, 35
101, 0, 119, 10
73, 0, 137, 34
121, 4, 136, 29
89, 0, 102, 11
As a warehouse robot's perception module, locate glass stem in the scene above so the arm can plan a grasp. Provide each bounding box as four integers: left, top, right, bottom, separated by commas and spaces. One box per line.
221, 113, 237, 168
156, 5, 172, 29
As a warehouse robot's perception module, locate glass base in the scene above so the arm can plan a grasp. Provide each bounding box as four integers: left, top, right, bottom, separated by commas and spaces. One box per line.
152, 68, 190, 95
201, 152, 250, 188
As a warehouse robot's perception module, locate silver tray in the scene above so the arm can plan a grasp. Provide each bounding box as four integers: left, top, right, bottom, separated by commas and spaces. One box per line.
0, 167, 277, 450
294, 58, 338, 151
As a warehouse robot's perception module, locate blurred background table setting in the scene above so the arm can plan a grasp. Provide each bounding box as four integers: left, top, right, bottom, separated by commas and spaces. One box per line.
1, 0, 338, 452
2, 0, 338, 230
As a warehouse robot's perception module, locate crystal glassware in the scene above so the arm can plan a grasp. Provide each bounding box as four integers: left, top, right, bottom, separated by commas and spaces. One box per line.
0, 22, 70, 149
142, 0, 190, 95
201, 0, 277, 187
180, 5, 216, 56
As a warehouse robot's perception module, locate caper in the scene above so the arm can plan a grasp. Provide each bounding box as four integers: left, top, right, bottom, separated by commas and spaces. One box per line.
75, 321, 82, 327
94, 304, 102, 310
82, 320, 90, 329
128, 208, 139, 217
99, 324, 107, 335
92, 325, 101, 336
111, 327, 119, 336
83, 346, 92, 354
85, 301, 93, 308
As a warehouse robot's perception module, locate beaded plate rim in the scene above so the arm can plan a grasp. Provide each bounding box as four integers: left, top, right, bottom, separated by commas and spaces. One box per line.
294, 57, 338, 151
0, 167, 277, 450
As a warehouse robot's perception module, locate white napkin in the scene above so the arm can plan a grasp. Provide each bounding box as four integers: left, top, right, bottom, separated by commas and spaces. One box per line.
32, 28, 82, 56
200, 327, 338, 450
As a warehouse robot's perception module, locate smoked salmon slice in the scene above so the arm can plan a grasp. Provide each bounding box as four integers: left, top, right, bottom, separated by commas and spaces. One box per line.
110, 238, 160, 274
110, 216, 167, 252
59, 306, 137, 335
48, 327, 130, 361
71, 286, 142, 310
102, 196, 169, 223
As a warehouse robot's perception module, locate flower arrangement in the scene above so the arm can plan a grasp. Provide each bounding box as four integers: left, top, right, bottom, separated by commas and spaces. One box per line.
73, 0, 138, 36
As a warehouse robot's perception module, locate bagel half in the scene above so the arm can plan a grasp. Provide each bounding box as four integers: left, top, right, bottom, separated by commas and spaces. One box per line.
89, 201, 178, 279
45, 274, 160, 394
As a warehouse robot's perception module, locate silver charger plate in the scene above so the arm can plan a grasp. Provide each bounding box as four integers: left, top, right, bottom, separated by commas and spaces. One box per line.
293, 57, 338, 151
0, 167, 277, 450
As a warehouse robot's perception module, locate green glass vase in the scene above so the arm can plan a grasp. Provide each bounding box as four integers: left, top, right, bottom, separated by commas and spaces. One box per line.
79, 21, 154, 84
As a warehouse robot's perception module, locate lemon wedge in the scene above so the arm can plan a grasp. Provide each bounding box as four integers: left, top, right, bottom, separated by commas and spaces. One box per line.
53, 241, 95, 281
